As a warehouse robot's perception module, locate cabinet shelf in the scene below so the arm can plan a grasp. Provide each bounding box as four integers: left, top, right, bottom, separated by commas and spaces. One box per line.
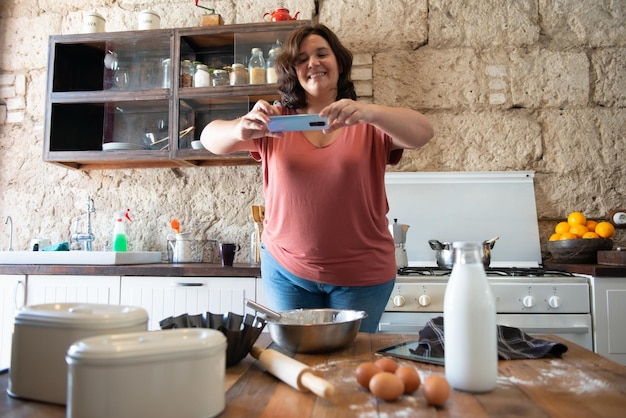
44, 20, 309, 170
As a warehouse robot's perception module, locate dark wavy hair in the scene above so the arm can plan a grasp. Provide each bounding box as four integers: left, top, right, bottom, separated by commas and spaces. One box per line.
275, 24, 356, 109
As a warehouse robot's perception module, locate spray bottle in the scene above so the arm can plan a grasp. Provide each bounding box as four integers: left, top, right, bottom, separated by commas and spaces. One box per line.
112, 209, 132, 252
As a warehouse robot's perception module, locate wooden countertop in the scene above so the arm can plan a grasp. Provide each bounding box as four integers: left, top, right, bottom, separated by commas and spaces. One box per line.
2, 333, 625, 417
0, 262, 261, 277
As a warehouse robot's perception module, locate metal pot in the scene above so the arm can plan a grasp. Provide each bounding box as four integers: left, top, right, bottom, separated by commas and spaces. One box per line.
245, 300, 366, 353
428, 237, 499, 269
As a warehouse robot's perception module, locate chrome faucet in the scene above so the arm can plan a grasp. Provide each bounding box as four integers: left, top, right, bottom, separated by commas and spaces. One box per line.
71, 196, 96, 251
4, 216, 13, 251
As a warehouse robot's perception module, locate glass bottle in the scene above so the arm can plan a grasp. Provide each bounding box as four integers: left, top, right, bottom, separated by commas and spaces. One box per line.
443, 241, 497, 392
266, 48, 279, 84
180, 59, 194, 87
248, 48, 266, 85
212, 69, 229, 86
161, 58, 171, 88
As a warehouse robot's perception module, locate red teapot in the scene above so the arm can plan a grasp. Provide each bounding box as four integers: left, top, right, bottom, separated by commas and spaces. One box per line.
263, 7, 300, 22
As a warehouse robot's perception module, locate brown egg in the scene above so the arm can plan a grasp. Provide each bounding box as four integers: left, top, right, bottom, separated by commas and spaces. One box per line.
395, 366, 421, 394
374, 356, 398, 373
422, 375, 451, 406
369, 372, 405, 402
355, 362, 382, 389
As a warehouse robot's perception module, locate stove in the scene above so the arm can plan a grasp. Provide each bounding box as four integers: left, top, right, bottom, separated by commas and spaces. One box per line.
380, 172, 594, 351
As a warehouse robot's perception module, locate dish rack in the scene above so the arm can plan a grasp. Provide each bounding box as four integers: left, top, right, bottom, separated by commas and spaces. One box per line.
165, 238, 218, 263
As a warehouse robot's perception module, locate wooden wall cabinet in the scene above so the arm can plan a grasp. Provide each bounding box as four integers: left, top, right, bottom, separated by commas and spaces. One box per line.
44, 21, 308, 170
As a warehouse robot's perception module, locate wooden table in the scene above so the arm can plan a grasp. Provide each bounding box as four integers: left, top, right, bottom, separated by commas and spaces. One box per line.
1, 333, 625, 417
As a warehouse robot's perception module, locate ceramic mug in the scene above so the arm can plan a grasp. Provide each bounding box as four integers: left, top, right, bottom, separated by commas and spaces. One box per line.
167, 233, 193, 263
219, 243, 240, 267
31, 238, 52, 251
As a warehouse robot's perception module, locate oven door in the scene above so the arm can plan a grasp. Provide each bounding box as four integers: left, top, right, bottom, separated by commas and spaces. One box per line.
378, 312, 593, 351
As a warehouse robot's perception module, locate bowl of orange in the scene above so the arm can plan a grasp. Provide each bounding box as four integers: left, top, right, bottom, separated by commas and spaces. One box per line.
547, 238, 613, 263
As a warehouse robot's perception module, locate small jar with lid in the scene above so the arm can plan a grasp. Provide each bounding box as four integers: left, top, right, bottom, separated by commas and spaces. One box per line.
180, 59, 194, 88
193, 64, 211, 87
230, 63, 248, 86
248, 48, 266, 85
212, 69, 229, 86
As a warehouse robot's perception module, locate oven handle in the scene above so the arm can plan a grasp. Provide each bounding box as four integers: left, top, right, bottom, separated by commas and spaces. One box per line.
378, 323, 424, 333
517, 325, 590, 334
379, 323, 591, 334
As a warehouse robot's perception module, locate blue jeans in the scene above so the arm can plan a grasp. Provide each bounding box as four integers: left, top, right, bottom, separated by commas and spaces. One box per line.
260, 243, 395, 333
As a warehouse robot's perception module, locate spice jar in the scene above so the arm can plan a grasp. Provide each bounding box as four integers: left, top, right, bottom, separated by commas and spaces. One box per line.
212, 69, 229, 86
180, 59, 194, 87
248, 48, 266, 85
194, 64, 211, 87
230, 63, 248, 86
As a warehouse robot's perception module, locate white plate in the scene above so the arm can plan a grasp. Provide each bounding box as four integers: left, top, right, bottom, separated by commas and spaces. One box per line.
103, 142, 146, 151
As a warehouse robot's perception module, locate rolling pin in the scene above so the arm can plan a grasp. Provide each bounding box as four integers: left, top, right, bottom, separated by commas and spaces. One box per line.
250, 346, 336, 399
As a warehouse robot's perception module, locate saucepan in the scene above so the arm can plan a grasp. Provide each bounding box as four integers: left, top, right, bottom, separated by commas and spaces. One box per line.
428, 236, 499, 269
245, 299, 366, 353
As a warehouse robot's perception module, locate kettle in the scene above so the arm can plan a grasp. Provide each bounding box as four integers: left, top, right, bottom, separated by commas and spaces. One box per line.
263, 7, 300, 22
389, 219, 410, 269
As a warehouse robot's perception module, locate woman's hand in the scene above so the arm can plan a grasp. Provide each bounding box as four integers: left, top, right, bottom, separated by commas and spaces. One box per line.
236, 100, 283, 140
319, 99, 372, 132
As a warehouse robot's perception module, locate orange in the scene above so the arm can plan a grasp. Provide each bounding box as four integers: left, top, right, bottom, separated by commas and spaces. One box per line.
569, 223, 589, 238
555, 222, 570, 235
559, 232, 577, 240
586, 220, 598, 232
583, 231, 600, 239
549, 233, 561, 241
595, 222, 615, 239
567, 211, 587, 226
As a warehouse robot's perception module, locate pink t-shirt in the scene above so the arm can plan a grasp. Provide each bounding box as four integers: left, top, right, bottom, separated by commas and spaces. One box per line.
252, 113, 402, 286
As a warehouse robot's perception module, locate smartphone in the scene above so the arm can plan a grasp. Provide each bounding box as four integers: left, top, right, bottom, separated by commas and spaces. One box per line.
376, 341, 445, 366
267, 114, 330, 132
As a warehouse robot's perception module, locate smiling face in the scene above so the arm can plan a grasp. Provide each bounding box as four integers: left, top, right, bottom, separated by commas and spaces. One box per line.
294, 34, 340, 103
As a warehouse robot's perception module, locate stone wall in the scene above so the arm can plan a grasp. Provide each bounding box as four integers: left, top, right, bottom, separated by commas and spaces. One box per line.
0, 0, 624, 260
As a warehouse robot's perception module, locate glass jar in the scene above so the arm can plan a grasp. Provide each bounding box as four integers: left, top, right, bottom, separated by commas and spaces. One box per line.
180, 59, 194, 87
248, 48, 266, 85
161, 58, 171, 88
230, 63, 248, 86
212, 69, 229, 86
266, 48, 279, 84
193, 64, 211, 87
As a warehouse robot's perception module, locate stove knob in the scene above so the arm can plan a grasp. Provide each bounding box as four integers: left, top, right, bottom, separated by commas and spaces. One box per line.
548, 296, 562, 309
392, 295, 406, 307
522, 295, 536, 308
418, 294, 431, 307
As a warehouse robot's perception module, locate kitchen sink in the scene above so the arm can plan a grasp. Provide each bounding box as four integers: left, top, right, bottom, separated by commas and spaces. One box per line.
0, 251, 163, 265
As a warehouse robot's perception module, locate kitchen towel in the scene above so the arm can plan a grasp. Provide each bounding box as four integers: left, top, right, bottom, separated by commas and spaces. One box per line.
410, 316, 568, 360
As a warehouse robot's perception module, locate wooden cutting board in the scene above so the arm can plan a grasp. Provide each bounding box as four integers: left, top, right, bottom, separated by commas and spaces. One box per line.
598, 250, 626, 266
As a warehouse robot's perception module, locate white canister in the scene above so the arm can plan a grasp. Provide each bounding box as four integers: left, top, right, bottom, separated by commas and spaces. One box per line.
66, 329, 227, 418
82, 12, 105, 33
7, 303, 148, 405
138, 10, 160, 30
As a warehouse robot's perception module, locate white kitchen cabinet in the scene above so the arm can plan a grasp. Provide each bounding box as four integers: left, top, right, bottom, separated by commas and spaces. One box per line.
26, 275, 121, 305
120, 276, 256, 330
0, 275, 26, 369
591, 276, 626, 366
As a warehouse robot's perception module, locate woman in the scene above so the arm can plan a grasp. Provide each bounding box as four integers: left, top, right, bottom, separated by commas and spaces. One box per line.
201, 24, 433, 332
